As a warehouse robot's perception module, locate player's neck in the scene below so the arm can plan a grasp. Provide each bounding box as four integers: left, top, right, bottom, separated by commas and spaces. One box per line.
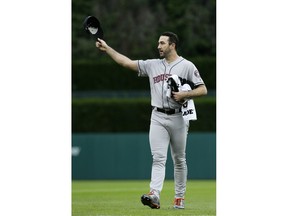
165, 53, 179, 64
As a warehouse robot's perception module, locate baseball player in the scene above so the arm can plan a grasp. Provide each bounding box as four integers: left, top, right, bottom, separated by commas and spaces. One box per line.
95, 32, 207, 209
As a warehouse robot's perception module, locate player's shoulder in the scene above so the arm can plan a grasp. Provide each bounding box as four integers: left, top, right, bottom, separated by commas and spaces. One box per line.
180, 57, 194, 64
144, 58, 162, 63
180, 57, 197, 68
138, 58, 163, 66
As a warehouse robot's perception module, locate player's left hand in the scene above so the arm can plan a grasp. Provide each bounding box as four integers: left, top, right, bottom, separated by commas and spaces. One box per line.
172, 91, 187, 103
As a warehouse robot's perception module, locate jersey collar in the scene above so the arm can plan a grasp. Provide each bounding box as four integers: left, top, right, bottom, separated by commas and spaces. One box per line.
163, 56, 183, 66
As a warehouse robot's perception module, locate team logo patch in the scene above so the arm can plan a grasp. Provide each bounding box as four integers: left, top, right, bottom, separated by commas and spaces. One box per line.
194, 70, 200, 78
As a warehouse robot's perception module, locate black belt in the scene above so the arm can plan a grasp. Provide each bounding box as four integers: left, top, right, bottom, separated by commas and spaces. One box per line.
156, 107, 182, 115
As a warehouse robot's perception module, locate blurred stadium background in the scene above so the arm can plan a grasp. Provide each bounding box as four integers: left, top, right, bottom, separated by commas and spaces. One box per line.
72, 0, 216, 180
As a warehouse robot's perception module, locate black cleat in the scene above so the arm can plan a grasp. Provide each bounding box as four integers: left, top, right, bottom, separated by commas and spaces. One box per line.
141, 192, 160, 209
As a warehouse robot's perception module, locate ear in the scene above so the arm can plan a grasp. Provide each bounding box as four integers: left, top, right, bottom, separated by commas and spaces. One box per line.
170, 42, 176, 49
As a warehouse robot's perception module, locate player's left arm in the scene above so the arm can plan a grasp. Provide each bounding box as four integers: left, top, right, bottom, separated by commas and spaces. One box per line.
172, 84, 207, 102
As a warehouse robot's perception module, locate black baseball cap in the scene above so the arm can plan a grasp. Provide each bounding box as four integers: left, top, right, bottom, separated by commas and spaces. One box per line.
83, 16, 104, 39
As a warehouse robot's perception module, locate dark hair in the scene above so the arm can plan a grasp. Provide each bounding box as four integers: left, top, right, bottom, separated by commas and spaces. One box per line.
161, 32, 179, 50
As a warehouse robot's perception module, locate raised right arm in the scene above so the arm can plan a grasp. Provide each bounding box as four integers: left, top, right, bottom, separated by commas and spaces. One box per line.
96, 38, 138, 72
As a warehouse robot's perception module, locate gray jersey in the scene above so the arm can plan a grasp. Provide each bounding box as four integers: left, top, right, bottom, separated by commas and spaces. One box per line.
137, 57, 204, 109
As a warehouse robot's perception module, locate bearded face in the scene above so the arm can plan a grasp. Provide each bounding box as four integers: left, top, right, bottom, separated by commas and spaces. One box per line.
158, 36, 174, 58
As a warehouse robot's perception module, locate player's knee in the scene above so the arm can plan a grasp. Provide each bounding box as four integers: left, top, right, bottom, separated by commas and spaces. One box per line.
152, 153, 167, 166
173, 155, 187, 167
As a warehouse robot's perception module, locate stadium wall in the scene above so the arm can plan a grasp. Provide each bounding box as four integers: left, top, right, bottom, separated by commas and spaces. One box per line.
72, 133, 216, 180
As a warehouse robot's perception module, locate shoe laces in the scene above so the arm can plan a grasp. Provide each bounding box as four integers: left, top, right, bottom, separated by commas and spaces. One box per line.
174, 197, 184, 206
147, 190, 160, 199
148, 190, 159, 197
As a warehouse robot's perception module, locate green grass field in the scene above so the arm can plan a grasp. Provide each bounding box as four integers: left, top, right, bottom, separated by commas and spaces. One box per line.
72, 180, 216, 216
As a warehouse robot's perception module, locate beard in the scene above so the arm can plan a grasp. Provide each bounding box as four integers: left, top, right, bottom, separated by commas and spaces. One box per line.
159, 46, 173, 58
159, 49, 169, 58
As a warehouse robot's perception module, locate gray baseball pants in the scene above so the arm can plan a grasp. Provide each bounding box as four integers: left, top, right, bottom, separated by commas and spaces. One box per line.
149, 108, 189, 198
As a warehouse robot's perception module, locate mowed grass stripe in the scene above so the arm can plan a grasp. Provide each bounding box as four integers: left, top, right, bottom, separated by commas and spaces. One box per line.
72, 180, 216, 216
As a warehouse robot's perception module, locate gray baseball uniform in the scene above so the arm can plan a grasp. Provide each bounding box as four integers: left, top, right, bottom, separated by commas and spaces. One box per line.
137, 56, 204, 198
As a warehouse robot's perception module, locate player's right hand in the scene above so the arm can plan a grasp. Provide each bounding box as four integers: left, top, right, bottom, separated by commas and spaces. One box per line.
96, 38, 108, 51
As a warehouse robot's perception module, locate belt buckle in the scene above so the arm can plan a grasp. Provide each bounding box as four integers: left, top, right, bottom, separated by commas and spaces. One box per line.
164, 108, 174, 115
164, 108, 171, 113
